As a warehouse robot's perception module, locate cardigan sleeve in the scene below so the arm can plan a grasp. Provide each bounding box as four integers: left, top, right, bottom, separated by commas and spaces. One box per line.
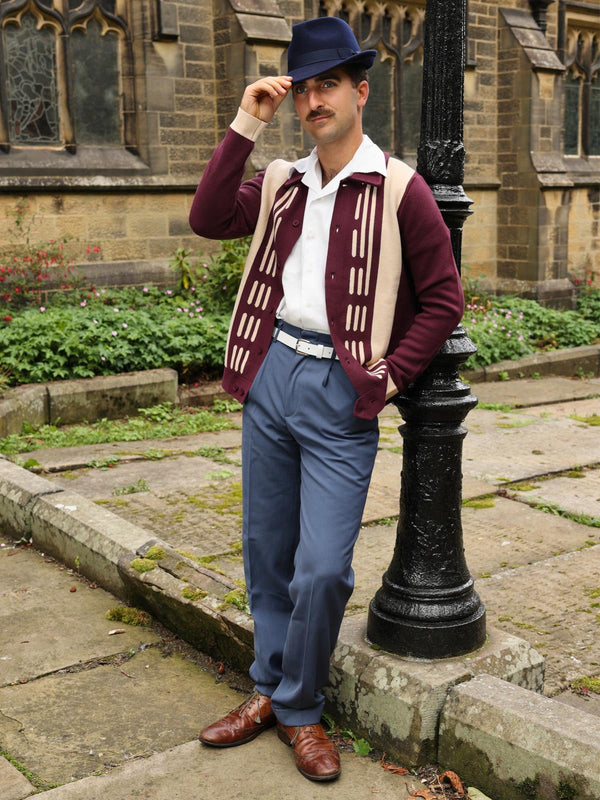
385, 173, 464, 396
189, 110, 268, 240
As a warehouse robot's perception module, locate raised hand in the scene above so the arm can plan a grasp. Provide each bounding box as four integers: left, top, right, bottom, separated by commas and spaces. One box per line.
240, 76, 293, 123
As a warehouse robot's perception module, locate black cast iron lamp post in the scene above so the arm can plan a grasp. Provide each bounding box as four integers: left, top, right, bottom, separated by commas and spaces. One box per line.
367, 0, 486, 658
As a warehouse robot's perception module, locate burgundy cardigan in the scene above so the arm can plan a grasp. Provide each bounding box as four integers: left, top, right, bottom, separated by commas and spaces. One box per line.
189, 117, 464, 420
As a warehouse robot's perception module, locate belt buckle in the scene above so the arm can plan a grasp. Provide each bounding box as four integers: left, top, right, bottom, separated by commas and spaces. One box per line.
295, 338, 311, 357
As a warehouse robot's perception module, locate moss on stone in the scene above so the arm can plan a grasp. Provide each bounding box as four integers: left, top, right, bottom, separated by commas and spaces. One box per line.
220, 587, 250, 613
571, 676, 600, 693
463, 495, 496, 509
145, 545, 166, 561
130, 557, 157, 573
182, 586, 208, 602
105, 606, 151, 626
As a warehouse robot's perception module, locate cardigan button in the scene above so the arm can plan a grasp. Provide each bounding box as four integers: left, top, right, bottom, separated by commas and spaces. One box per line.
292, 219, 300, 227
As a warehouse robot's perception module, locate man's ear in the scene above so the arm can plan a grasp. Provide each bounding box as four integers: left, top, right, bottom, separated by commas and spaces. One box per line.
357, 79, 369, 109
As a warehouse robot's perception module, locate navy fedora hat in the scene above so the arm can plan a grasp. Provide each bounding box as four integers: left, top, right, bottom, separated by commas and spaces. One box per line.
287, 17, 377, 83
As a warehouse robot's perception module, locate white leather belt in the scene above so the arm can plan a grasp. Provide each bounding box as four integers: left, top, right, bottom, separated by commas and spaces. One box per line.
273, 327, 338, 360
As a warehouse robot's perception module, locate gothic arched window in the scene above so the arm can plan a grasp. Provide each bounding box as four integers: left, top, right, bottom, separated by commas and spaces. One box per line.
564, 28, 600, 157
0, 0, 133, 155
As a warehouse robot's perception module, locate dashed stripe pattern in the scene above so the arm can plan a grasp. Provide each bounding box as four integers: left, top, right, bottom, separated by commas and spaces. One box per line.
345, 184, 379, 364
226, 184, 298, 374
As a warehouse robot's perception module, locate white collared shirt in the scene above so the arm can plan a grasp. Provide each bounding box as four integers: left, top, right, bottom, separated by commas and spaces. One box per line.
276, 135, 387, 334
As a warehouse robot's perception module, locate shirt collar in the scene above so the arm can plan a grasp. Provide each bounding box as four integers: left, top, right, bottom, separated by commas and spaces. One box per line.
289, 135, 387, 193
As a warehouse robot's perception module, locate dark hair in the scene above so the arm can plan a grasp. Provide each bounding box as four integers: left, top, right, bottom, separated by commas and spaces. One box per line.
341, 63, 369, 87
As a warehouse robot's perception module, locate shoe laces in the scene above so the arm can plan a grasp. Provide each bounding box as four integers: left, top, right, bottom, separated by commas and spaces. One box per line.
236, 691, 263, 724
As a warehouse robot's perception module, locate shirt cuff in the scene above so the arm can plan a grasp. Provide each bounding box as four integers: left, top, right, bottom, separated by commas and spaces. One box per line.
230, 108, 268, 142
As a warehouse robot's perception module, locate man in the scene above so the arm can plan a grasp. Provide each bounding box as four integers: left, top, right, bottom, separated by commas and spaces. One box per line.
189, 16, 464, 782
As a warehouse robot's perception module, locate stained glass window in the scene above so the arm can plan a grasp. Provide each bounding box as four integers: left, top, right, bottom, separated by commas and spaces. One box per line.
71, 19, 122, 145
4, 14, 60, 144
590, 78, 600, 156
564, 73, 580, 155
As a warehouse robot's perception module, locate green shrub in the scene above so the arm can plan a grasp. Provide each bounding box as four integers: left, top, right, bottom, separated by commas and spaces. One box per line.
168, 238, 250, 315
0, 292, 229, 385
463, 292, 600, 369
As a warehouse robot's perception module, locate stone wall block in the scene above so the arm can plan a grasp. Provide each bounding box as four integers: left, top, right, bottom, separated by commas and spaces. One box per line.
0, 385, 49, 437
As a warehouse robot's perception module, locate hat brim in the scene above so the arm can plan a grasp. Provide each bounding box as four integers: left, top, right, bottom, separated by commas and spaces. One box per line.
288, 50, 377, 83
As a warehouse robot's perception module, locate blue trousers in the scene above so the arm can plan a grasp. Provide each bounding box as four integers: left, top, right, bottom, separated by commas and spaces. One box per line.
241, 321, 379, 726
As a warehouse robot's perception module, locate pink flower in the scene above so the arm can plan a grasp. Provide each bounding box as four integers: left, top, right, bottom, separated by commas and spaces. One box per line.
166, 290, 172, 295
143, 287, 149, 292
111, 331, 117, 336
80, 301, 86, 307
40, 306, 45, 312
122, 323, 128, 328
101, 356, 106, 361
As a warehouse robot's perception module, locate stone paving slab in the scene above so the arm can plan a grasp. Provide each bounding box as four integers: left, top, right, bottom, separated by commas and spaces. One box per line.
0, 756, 35, 800
475, 546, 600, 695
463, 412, 600, 482
48, 453, 241, 499
472, 376, 600, 407
509, 467, 600, 520
17, 428, 243, 473
32, 737, 417, 800
0, 545, 160, 686
524, 397, 600, 419
0, 646, 245, 787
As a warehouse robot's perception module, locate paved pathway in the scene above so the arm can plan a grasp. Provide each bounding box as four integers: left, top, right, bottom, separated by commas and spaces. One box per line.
2, 374, 600, 798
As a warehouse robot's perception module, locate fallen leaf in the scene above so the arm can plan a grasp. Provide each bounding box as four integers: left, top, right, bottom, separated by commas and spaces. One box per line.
108, 628, 126, 635
69, 586, 77, 592
408, 789, 436, 800
381, 753, 409, 775
217, 661, 225, 674
440, 770, 466, 795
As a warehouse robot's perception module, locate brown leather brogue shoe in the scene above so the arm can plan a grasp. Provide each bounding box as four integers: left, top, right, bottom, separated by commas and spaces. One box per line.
199, 691, 275, 747
277, 722, 341, 781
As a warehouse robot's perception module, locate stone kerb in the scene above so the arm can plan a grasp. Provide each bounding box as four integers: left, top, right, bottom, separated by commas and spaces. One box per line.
0, 368, 178, 436
461, 343, 600, 383
439, 674, 600, 800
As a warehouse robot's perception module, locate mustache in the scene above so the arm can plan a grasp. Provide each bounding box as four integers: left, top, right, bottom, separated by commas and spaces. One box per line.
306, 108, 333, 121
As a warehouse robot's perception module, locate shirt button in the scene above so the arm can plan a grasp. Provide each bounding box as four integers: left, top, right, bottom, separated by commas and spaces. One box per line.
292, 220, 300, 227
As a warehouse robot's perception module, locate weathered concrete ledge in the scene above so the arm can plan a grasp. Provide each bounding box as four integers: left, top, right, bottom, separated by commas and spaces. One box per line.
325, 617, 544, 765
0, 368, 178, 436
439, 674, 600, 800
462, 344, 600, 383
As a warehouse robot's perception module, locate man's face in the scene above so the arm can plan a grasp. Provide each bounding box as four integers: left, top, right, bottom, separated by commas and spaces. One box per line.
292, 68, 368, 146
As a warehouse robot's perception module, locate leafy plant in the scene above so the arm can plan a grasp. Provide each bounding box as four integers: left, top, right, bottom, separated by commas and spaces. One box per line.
113, 478, 150, 496
170, 248, 198, 292
194, 237, 250, 314
0, 296, 230, 386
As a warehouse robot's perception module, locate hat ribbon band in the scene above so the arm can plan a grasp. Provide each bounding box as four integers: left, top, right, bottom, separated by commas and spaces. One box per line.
292, 47, 358, 69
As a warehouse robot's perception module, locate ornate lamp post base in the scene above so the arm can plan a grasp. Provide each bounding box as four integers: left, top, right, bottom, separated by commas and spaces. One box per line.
367, 326, 486, 659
